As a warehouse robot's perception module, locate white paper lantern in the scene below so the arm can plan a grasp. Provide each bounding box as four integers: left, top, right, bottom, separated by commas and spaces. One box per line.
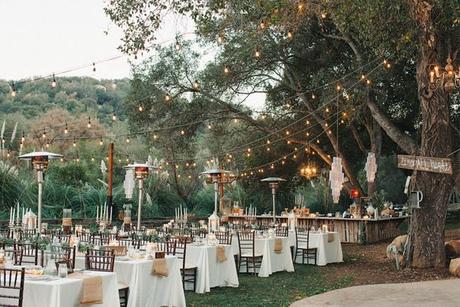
365, 152, 377, 183
329, 157, 344, 204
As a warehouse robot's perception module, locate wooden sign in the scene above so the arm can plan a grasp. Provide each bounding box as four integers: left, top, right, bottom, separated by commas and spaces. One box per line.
397, 155, 453, 175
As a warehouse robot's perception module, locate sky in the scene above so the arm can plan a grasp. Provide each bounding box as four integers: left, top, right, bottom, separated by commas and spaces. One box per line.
0, 0, 193, 80
0, 0, 265, 109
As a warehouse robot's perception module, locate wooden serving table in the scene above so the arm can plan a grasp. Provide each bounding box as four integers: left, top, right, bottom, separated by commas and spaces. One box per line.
226, 215, 408, 244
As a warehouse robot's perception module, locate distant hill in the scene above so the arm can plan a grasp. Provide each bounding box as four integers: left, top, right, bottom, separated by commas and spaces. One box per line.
0, 77, 130, 124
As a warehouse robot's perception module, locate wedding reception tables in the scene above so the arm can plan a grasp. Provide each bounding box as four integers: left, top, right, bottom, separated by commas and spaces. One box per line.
290, 231, 343, 266
186, 243, 238, 293
75, 255, 186, 307
232, 235, 294, 277
4, 271, 119, 307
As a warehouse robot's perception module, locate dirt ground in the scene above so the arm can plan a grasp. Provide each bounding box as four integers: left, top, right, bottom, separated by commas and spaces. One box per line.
322, 228, 460, 286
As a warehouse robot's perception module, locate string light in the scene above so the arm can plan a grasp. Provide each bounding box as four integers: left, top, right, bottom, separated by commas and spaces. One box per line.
126, 137, 130, 143
260, 20, 266, 29
92, 62, 96, 72
224, 65, 230, 74
91, 156, 95, 162
325, 107, 330, 113
311, 93, 316, 99
112, 113, 117, 121
366, 79, 371, 85
165, 93, 171, 102
99, 138, 103, 146
73, 138, 77, 147
180, 130, 185, 135
207, 124, 212, 129
193, 80, 200, 90
287, 30, 293, 40
175, 41, 181, 51
42, 129, 46, 139
336, 84, 342, 91
21, 131, 25, 142
266, 139, 271, 144
64, 122, 68, 134
46, 140, 50, 148
87, 116, 91, 128
217, 34, 224, 44
321, 12, 327, 19
138, 105, 143, 112
51, 74, 57, 88
60, 157, 64, 162
6, 150, 10, 158
298, 2, 304, 11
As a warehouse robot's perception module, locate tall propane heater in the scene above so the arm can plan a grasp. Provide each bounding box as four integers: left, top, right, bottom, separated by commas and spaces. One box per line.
18, 151, 62, 231
261, 177, 286, 224
124, 163, 157, 230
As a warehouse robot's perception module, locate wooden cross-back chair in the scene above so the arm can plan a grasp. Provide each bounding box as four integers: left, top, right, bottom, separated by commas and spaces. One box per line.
174, 239, 197, 292
237, 231, 262, 275
0, 267, 25, 307
294, 228, 317, 265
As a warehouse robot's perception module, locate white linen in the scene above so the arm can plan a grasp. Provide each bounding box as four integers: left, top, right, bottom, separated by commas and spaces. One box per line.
232, 236, 294, 277
186, 244, 238, 293
75, 255, 186, 307
292, 231, 343, 266
0, 271, 119, 307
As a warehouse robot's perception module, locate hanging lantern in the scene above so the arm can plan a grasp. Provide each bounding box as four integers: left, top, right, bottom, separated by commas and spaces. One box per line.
350, 188, 360, 199
329, 157, 344, 204
365, 152, 377, 183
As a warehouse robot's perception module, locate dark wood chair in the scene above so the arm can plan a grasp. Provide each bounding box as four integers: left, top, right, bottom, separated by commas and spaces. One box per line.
174, 239, 197, 292
215, 231, 232, 245
275, 226, 289, 237
59, 245, 76, 271
16, 243, 43, 266
237, 231, 262, 275
0, 267, 25, 307
11, 249, 23, 266
20, 229, 37, 241
77, 232, 91, 243
118, 238, 134, 248
85, 252, 115, 272
294, 228, 317, 265
158, 241, 176, 255
190, 229, 206, 240
91, 235, 110, 246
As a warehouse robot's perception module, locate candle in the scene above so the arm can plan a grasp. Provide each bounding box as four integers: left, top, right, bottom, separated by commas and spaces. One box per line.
16, 202, 19, 223
9, 207, 12, 225
12, 208, 15, 225
109, 206, 112, 223
96, 206, 99, 221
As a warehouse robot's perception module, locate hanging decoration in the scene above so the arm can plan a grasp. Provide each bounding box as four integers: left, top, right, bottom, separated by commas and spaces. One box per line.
329, 157, 344, 204
100, 160, 107, 176
365, 152, 377, 183
123, 168, 135, 199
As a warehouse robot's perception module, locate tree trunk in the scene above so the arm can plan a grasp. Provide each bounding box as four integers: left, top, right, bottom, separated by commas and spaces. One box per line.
408, 0, 454, 268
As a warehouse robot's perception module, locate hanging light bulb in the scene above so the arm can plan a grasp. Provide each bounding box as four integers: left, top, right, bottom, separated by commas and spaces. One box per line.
64, 122, 68, 134
46, 140, 50, 148
91, 156, 95, 162
99, 137, 103, 146
87, 116, 91, 128
42, 129, 46, 139
165, 93, 171, 102
76, 156, 80, 163
217, 34, 224, 44
21, 131, 25, 142
138, 105, 143, 112
6, 150, 10, 158
175, 41, 181, 51
311, 93, 316, 99
180, 130, 185, 135
193, 80, 200, 90
224, 65, 230, 74
260, 20, 266, 29
267, 139, 271, 144
287, 30, 293, 40
92, 62, 96, 72
60, 157, 64, 162
112, 113, 117, 121
254, 48, 261, 59
51, 74, 57, 88
10, 82, 16, 97
207, 124, 212, 129
126, 136, 130, 143
73, 138, 77, 147
298, 2, 304, 11
321, 12, 327, 19
336, 84, 342, 91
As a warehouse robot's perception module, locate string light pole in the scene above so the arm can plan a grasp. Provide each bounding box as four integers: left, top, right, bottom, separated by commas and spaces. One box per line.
18, 151, 63, 231
124, 163, 158, 231
261, 177, 286, 224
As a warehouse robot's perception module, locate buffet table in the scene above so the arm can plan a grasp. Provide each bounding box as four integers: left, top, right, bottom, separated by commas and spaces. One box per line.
227, 215, 408, 243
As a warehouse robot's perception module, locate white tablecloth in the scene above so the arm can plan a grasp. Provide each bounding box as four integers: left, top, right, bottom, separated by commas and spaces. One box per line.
232, 236, 294, 277
0, 271, 120, 307
75, 255, 186, 307
186, 244, 238, 293
290, 231, 343, 266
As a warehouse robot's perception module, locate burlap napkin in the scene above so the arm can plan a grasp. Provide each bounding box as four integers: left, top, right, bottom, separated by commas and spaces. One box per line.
151, 258, 169, 277
328, 233, 335, 243
274, 238, 283, 254
69, 273, 103, 304
216, 246, 227, 262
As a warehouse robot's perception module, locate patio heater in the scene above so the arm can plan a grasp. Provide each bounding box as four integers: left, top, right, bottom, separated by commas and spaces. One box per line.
261, 177, 286, 224
18, 151, 63, 231
124, 163, 157, 230
201, 167, 231, 231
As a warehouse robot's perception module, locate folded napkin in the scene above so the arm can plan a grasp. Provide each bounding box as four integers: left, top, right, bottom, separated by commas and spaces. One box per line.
328, 233, 335, 243
274, 238, 283, 254
216, 246, 227, 262
151, 258, 168, 277
69, 273, 103, 305
62, 218, 72, 227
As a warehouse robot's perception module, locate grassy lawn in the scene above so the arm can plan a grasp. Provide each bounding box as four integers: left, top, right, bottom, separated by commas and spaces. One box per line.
185, 264, 352, 307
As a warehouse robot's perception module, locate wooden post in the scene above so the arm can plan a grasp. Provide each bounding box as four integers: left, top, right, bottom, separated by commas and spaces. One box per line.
107, 143, 114, 220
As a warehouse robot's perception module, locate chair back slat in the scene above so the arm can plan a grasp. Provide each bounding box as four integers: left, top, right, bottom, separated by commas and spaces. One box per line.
85, 253, 115, 272
237, 231, 256, 258
275, 227, 288, 237
214, 231, 232, 245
